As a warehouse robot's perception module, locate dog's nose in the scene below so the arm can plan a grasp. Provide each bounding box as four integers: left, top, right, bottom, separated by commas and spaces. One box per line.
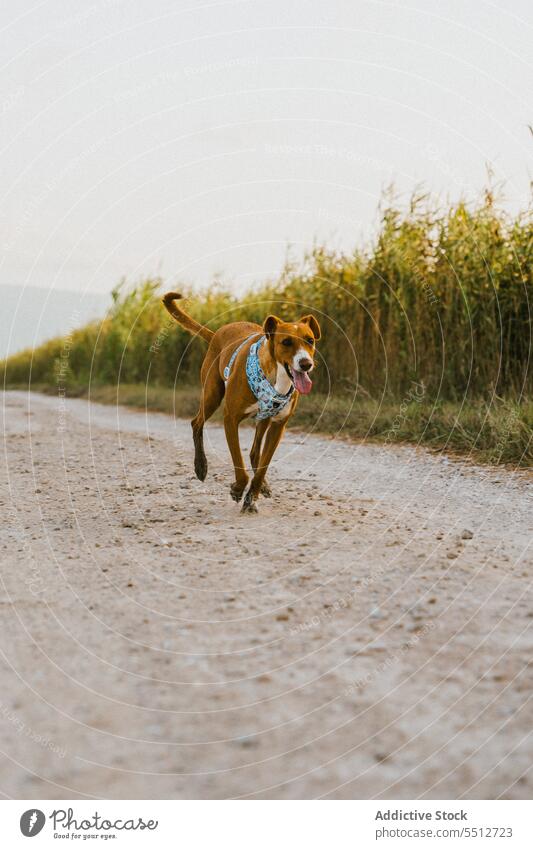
299, 359, 313, 372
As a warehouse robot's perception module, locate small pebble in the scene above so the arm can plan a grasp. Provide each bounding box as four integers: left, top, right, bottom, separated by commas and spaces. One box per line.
235, 737, 258, 748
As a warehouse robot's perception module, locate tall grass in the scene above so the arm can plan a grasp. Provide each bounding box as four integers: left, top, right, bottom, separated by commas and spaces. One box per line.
3, 191, 532, 463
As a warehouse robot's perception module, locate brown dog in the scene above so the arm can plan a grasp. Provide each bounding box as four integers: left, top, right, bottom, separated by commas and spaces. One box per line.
162, 293, 321, 513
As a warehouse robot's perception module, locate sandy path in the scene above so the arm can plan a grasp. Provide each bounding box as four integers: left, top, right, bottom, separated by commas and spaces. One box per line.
0, 390, 531, 799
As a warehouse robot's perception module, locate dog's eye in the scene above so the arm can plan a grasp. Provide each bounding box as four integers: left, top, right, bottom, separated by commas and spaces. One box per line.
282, 338, 293, 347
305, 337, 314, 345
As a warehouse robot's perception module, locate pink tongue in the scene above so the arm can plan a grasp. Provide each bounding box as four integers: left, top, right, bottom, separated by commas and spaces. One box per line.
293, 370, 313, 395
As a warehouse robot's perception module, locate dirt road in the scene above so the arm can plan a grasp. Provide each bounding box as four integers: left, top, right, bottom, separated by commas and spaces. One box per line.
0, 390, 531, 799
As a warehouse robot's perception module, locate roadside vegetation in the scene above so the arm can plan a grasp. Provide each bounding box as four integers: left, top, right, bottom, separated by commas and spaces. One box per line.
3, 190, 532, 466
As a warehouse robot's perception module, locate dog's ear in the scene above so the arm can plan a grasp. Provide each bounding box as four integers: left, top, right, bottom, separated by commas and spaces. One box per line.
263, 315, 280, 338
299, 314, 321, 341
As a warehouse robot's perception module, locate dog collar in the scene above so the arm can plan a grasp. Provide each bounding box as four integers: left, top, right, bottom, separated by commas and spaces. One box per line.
246, 336, 294, 420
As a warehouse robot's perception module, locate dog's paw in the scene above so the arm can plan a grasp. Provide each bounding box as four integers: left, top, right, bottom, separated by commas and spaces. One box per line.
260, 481, 272, 498
194, 456, 208, 482
241, 492, 258, 514
230, 482, 246, 502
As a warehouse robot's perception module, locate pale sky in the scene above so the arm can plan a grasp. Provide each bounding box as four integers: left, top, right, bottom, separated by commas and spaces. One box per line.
1, 0, 532, 300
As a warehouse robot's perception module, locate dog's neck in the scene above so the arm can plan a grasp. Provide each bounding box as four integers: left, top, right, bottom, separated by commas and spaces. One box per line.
259, 338, 293, 394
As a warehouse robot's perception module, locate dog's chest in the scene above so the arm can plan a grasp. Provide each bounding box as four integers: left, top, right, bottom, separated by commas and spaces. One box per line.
245, 364, 293, 419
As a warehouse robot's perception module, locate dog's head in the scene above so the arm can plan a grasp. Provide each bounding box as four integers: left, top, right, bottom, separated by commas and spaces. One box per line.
263, 314, 321, 395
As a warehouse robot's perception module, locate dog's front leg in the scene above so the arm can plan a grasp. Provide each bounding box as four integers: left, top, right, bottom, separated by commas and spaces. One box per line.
242, 420, 286, 513
224, 413, 249, 502
250, 419, 272, 497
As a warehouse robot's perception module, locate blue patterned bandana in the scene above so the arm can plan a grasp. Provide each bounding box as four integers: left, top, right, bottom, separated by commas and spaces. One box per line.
223, 333, 294, 421
246, 336, 294, 420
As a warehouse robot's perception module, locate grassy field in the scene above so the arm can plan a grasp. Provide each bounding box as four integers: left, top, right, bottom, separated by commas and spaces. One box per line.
17, 381, 532, 467
3, 190, 532, 466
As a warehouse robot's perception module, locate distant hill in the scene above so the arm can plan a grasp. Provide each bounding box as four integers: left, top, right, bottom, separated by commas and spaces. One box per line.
0, 285, 109, 359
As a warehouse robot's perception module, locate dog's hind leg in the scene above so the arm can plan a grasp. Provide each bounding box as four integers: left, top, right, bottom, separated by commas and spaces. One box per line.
191, 363, 224, 482
250, 420, 272, 497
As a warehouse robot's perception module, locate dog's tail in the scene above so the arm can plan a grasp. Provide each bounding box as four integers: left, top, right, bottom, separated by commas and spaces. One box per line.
162, 292, 214, 343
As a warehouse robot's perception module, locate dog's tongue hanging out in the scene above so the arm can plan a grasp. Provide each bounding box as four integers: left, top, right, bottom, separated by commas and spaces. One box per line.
293, 369, 313, 395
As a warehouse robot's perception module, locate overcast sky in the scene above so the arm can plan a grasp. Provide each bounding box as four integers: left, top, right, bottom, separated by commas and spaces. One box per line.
1, 0, 531, 300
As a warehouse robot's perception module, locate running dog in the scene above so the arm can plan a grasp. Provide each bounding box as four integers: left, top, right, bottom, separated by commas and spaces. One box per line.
162, 293, 321, 513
